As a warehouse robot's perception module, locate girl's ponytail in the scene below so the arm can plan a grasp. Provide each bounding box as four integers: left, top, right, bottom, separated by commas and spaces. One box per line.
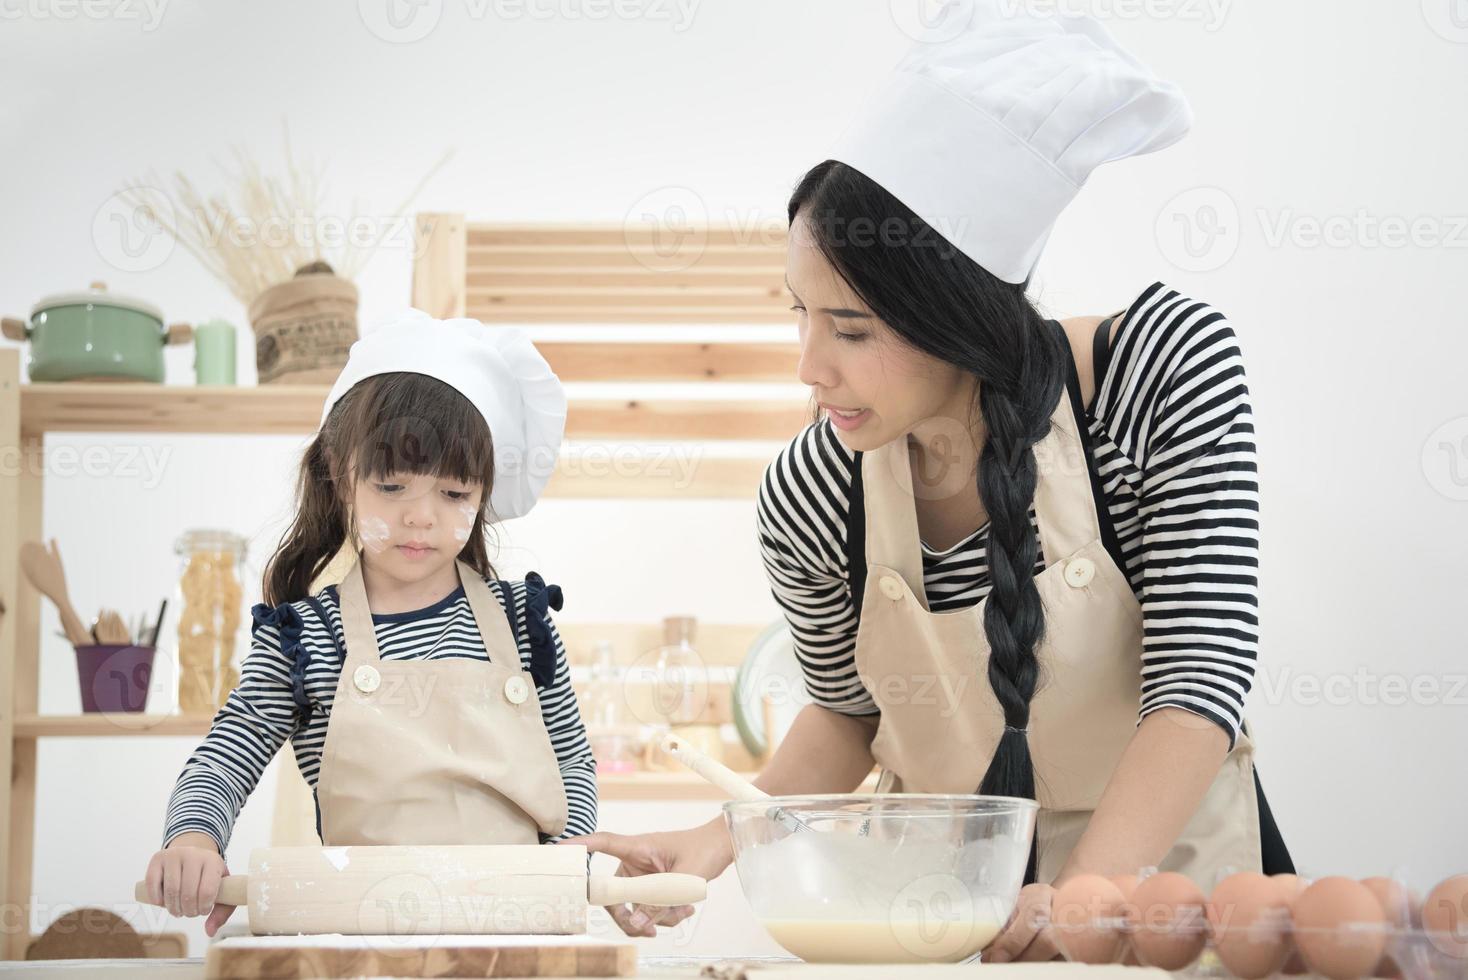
263, 434, 349, 607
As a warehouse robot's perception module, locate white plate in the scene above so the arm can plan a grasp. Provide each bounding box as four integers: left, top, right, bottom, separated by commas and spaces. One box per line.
732, 620, 810, 758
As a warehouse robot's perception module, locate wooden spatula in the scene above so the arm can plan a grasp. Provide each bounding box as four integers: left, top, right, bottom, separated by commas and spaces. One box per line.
19, 539, 91, 646
135, 844, 706, 936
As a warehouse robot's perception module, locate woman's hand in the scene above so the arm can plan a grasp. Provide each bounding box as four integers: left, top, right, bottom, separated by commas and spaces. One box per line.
984, 882, 1061, 963
144, 833, 237, 937
561, 819, 733, 938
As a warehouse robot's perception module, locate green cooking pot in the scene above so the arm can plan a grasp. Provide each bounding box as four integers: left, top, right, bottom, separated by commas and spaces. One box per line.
1, 281, 192, 383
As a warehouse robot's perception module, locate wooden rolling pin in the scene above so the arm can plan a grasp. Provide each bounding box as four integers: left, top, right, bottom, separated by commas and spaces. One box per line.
135, 844, 705, 936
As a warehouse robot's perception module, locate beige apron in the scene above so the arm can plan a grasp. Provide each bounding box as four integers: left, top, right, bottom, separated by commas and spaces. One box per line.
314, 555, 569, 846
852, 381, 1262, 885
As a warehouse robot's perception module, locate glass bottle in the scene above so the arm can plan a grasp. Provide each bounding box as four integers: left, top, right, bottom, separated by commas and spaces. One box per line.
654, 616, 707, 726
171, 529, 248, 715
585, 640, 637, 775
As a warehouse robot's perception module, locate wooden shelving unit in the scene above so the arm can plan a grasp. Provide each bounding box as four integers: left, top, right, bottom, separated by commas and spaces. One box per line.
0, 218, 806, 959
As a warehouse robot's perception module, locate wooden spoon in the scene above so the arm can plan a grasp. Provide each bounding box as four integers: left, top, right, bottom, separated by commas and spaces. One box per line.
19, 539, 92, 646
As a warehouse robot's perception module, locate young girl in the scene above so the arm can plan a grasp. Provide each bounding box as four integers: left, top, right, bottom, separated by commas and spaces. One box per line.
143, 310, 597, 936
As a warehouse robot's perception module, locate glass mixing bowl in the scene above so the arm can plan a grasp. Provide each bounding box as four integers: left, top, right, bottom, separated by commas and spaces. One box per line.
724, 794, 1038, 964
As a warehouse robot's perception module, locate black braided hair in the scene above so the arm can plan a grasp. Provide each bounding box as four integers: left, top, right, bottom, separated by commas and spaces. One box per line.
789, 161, 1067, 884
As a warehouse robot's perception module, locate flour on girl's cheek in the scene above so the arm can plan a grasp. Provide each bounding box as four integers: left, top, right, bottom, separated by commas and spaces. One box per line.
452, 502, 477, 543
358, 515, 392, 553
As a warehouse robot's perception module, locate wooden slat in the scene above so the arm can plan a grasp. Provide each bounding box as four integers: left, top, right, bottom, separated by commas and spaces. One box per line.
3, 350, 42, 957
456, 222, 791, 324
19, 385, 808, 444
470, 249, 783, 269
469, 288, 785, 306
0, 349, 20, 958
468, 225, 787, 249
468, 306, 792, 323
544, 454, 767, 499
467, 269, 782, 290
566, 400, 804, 441
538, 342, 798, 382
558, 622, 768, 668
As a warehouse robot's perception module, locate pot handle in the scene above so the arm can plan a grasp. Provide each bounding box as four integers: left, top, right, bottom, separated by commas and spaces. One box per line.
2, 317, 29, 342
165, 322, 193, 346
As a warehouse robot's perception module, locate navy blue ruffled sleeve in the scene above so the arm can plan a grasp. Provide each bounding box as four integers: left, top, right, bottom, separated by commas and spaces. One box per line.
521, 572, 563, 690
250, 601, 313, 721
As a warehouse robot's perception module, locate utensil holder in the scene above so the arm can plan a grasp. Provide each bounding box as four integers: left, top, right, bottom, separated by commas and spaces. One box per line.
74, 644, 156, 712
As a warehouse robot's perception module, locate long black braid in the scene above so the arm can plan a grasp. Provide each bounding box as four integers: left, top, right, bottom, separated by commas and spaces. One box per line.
789, 161, 1067, 884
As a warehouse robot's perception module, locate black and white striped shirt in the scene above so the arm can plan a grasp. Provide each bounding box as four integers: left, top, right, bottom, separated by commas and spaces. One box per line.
757, 281, 1259, 749
162, 574, 597, 852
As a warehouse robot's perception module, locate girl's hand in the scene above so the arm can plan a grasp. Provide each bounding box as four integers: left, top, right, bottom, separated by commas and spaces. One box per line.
984, 882, 1062, 963
561, 820, 732, 938
145, 835, 237, 937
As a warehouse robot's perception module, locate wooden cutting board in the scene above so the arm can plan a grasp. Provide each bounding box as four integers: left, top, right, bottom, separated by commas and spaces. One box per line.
204, 933, 637, 978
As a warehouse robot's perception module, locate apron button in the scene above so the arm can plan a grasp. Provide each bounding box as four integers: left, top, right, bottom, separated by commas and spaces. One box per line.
1064, 557, 1096, 588
879, 576, 905, 601
503, 675, 530, 705
353, 664, 381, 694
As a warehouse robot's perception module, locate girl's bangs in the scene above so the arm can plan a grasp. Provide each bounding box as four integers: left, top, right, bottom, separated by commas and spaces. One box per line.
339, 375, 494, 486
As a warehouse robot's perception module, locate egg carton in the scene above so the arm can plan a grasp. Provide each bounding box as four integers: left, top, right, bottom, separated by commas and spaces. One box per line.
1045, 869, 1467, 980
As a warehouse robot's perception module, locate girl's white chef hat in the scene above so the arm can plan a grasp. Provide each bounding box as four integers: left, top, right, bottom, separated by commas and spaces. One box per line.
829, 0, 1193, 284
319, 309, 567, 522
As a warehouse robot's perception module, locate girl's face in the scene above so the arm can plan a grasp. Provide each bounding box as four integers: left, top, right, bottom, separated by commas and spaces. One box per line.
351, 471, 484, 582
787, 213, 974, 453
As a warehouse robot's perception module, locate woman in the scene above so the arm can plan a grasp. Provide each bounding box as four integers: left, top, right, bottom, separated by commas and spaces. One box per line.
568, 2, 1292, 960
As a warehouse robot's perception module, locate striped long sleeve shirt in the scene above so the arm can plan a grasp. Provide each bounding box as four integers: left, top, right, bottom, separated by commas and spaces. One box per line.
162, 573, 597, 852
756, 281, 1260, 749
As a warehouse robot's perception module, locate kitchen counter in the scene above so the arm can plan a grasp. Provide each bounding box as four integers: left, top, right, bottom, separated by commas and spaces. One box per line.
0, 956, 1189, 978
0, 954, 780, 978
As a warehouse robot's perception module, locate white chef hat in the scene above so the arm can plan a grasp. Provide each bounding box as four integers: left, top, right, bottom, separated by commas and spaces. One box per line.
828, 0, 1193, 284
319, 309, 567, 522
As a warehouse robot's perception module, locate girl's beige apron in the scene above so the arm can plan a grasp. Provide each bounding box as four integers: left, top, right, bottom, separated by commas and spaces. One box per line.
313, 556, 568, 846
852, 383, 1262, 885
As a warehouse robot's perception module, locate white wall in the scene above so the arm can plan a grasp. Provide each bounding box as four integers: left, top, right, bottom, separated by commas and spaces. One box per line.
2, 0, 1465, 958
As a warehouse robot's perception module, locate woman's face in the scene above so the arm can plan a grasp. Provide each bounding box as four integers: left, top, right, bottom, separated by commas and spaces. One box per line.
350, 470, 484, 583
787, 213, 974, 453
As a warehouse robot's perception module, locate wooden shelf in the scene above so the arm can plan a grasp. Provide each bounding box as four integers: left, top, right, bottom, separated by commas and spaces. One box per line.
9, 715, 758, 800
12, 713, 215, 737
18, 383, 808, 441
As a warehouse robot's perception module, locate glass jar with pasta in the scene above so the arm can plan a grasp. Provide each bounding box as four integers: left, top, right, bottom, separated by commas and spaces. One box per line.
171, 529, 248, 715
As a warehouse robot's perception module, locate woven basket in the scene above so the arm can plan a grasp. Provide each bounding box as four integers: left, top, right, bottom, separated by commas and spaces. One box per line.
249, 265, 358, 384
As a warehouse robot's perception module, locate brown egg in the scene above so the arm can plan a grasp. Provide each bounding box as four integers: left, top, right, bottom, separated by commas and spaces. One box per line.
1128, 871, 1208, 970
1292, 876, 1388, 980
1274, 873, 1312, 974
1423, 874, 1468, 959
1208, 872, 1293, 979
1361, 876, 1415, 977
1052, 874, 1127, 964
1108, 874, 1142, 965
